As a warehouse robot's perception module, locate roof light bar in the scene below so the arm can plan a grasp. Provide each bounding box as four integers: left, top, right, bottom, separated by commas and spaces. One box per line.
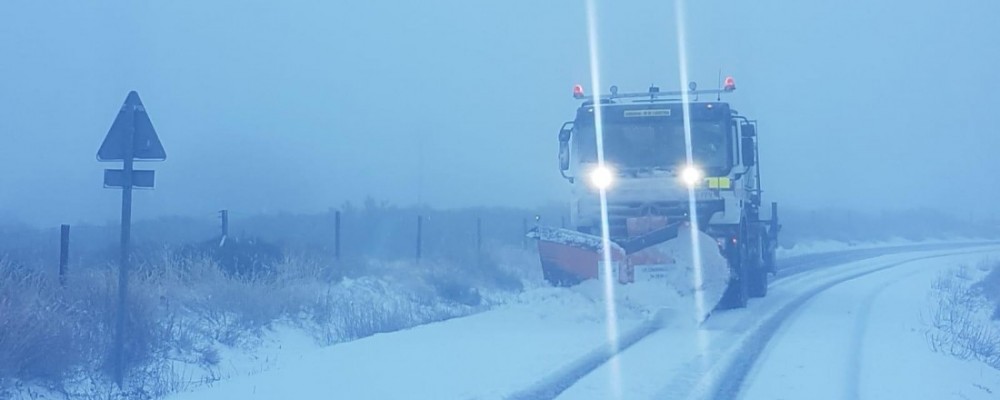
572, 79, 739, 101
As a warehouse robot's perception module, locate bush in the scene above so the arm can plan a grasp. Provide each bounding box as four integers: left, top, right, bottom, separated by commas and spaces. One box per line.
176, 237, 284, 281
0, 258, 172, 398
0, 262, 87, 387
143, 255, 321, 347
928, 260, 1000, 370
971, 260, 1000, 319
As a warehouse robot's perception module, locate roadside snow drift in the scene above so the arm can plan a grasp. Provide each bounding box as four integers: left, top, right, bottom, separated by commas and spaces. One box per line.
612, 227, 729, 322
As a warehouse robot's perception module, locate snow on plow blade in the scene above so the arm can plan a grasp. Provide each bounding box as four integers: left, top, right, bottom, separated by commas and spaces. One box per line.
528, 224, 731, 314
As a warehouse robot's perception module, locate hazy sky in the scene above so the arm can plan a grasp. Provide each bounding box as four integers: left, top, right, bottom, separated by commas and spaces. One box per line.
1, 1, 998, 227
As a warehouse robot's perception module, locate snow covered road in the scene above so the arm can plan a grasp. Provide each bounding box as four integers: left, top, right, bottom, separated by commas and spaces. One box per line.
740, 252, 1000, 400
166, 243, 1000, 400
553, 246, 1000, 400
168, 286, 649, 399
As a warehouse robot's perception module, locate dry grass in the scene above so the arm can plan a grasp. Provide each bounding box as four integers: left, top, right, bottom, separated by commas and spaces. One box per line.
972, 260, 1000, 319
0, 245, 534, 399
0, 258, 169, 398
0, 263, 89, 386
927, 259, 1000, 370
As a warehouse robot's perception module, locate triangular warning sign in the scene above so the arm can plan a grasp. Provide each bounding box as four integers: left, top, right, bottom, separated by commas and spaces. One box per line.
97, 91, 166, 162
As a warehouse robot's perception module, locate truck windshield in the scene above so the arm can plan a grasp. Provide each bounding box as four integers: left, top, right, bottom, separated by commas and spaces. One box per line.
574, 118, 731, 170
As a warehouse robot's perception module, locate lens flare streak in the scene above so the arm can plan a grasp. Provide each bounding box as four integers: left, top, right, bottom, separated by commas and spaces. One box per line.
585, 0, 623, 398
674, 0, 712, 367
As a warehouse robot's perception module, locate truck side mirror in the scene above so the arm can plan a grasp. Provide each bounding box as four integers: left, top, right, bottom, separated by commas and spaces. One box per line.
741, 123, 756, 138
559, 142, 570, 171
558, 122, 573, 171
742, 136, 756, 166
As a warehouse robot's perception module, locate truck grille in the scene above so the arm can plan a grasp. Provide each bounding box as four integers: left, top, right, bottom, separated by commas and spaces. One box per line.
602, 200, 724, 238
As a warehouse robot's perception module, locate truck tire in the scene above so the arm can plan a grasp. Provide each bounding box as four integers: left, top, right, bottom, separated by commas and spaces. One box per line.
748, 233, 768, 298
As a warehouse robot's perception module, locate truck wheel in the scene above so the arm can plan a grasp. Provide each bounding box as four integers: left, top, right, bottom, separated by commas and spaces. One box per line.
748, 234, 768, 298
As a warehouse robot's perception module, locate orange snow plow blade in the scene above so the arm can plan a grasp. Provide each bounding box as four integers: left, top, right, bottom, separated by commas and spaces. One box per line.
527, 223, 682, 286
528, 223, 732, 317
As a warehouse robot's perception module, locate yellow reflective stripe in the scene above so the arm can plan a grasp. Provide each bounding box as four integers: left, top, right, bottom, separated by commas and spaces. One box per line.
705, 177, 732, 190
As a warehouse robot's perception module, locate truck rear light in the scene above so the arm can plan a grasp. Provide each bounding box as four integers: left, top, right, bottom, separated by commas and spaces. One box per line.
573, 84, 585, 99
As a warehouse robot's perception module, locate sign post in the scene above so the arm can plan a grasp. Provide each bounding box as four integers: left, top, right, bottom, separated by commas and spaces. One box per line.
97, 91, 166, 387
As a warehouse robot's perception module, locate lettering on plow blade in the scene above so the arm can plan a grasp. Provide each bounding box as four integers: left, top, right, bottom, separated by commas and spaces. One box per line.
530, 223, 682, 283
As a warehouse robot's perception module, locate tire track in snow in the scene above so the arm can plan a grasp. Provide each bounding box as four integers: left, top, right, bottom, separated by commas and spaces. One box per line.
774, 242, 989, 282
843, 267, 927, 399
678, 246, 1000, 400
504, 243, 996, 400
506, 311, 671, 400
844, 272, 884, 400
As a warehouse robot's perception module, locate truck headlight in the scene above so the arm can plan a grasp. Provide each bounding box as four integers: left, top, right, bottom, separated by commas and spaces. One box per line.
588, 165, 614, 190
681, 165, 703, 187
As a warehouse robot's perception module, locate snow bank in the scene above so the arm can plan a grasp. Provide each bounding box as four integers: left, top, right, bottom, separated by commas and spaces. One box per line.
617, 227, 729, 322
777, 236, 995, 258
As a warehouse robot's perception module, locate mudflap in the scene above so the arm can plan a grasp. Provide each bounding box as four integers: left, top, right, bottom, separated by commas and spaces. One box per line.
717, 259, 749, 309
718, 229, 755, 309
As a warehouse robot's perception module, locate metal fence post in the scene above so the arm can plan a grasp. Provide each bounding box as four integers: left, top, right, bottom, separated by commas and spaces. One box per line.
522, 217, 528, 249
220, 210, 229, 238
334, 210, 341, 261
416, 215, 423, 262
59, 224, 69, 287
476, 217, 482, 267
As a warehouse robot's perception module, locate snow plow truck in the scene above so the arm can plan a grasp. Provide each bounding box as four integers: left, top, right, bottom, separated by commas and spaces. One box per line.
529, 78, 780, 309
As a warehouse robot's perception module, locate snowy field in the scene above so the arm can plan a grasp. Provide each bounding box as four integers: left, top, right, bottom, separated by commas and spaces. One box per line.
159, 242, 1000, 400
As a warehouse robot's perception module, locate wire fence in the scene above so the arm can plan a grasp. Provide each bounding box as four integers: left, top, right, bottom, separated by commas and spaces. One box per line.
0, 203, 570, 277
